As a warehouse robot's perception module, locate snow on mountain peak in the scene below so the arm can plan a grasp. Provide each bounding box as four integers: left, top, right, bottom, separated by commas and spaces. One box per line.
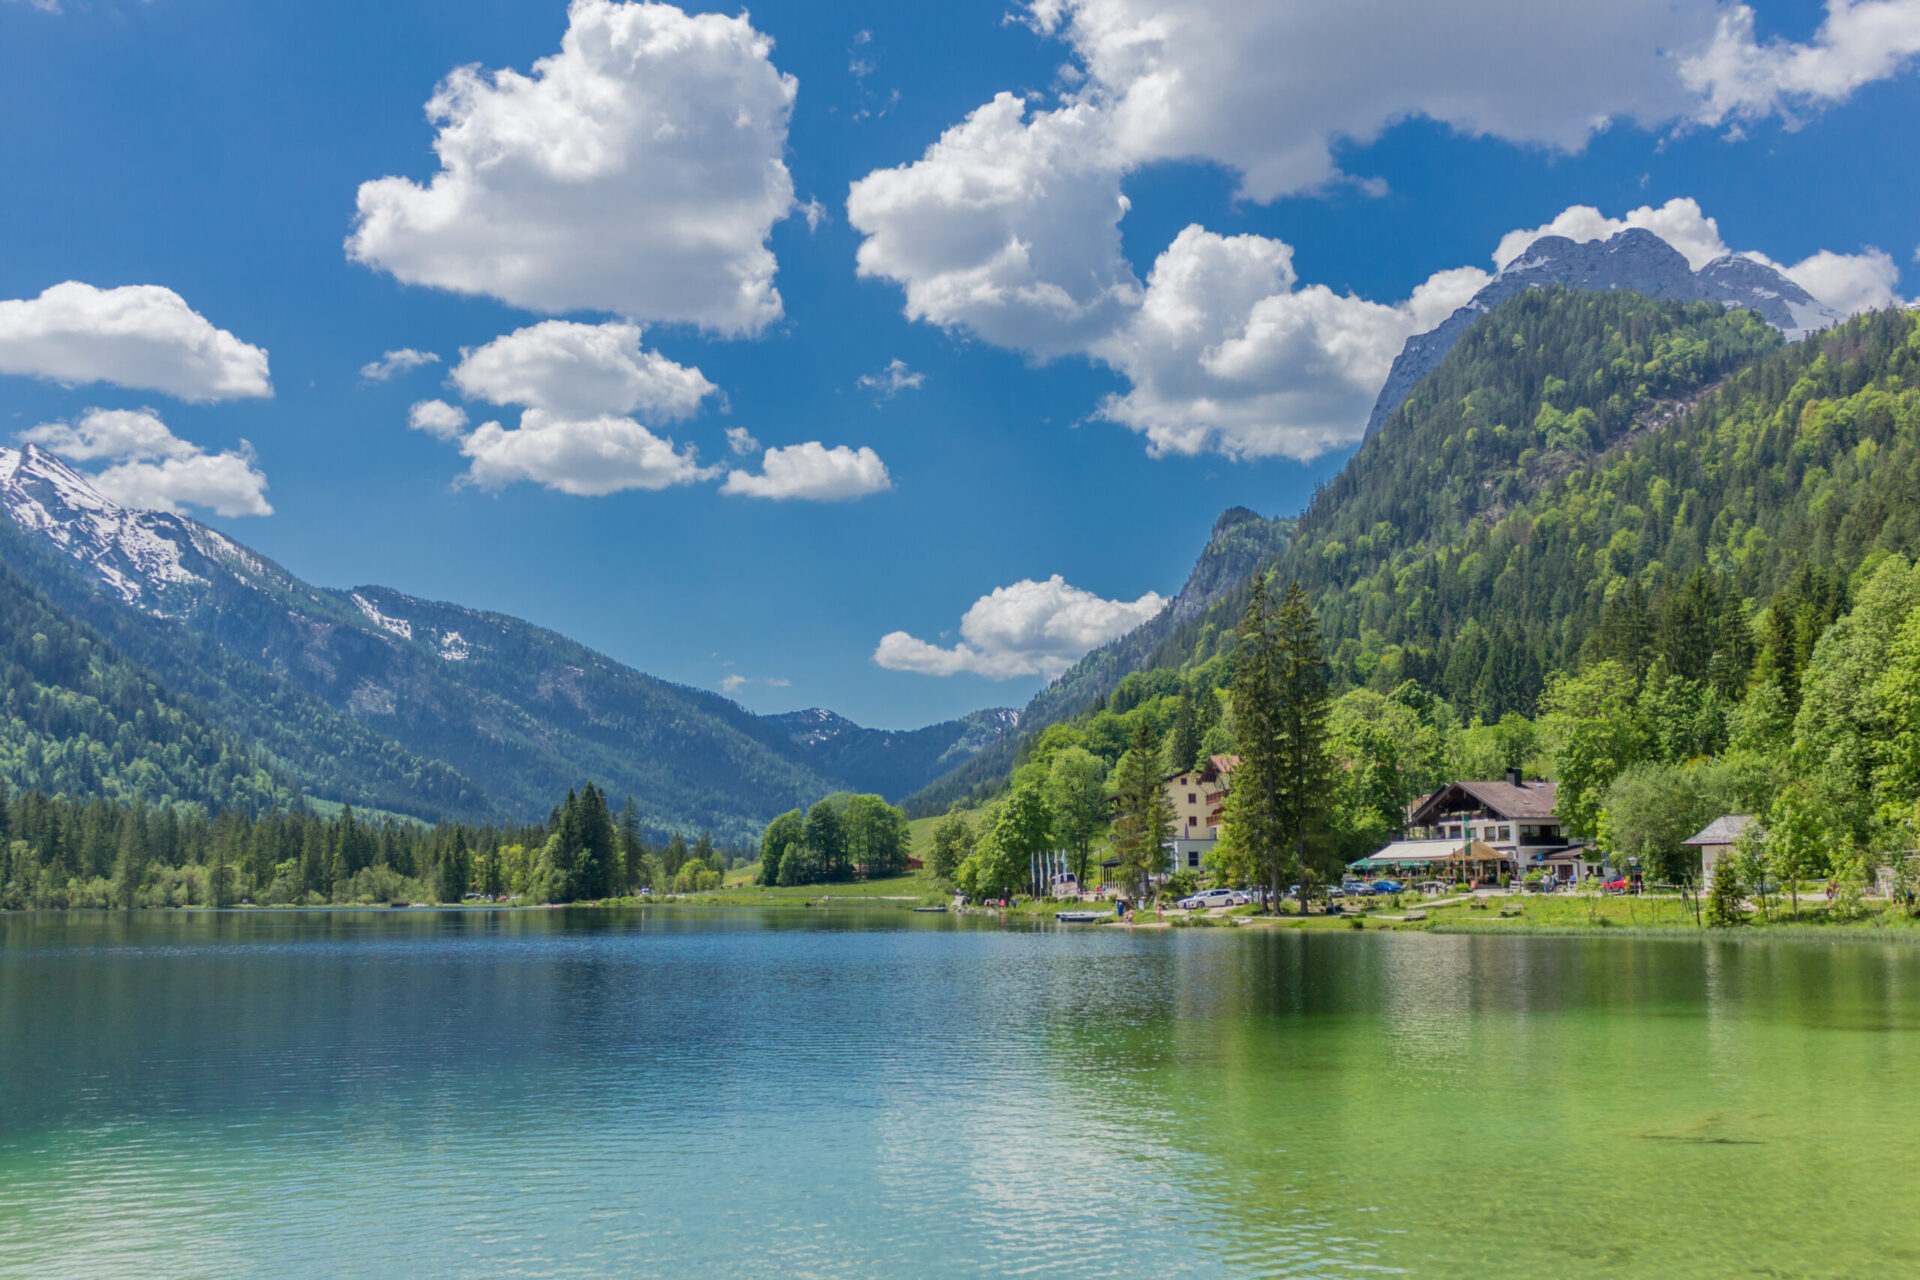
351, 591, 415, 641
0, 443, 208, 611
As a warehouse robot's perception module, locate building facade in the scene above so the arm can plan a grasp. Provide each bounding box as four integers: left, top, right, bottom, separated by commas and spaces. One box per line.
1163, 754, 1238, 876
1393, 769, 1593, 881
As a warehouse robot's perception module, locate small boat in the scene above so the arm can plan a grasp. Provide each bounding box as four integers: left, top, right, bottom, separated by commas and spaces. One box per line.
1054, 910, 1111, 923
912, 905, 948, 913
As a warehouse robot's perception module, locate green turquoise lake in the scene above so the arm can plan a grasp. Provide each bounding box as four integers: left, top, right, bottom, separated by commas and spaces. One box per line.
3, 910, 1917, 1277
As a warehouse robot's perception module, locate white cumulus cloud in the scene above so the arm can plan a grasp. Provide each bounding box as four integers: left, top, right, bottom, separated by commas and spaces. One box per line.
20, 406, 195, 462
721, 442, 891, 501
0, 282, 271, 401
458, 409, 713, 496
21, 407, 271, 517
725, 426, 760, 455
414, 320, 722, 496
874, 574, 1166, 679
1681, 0, 1920, 127
408, 399, 470, 441
1768, 247, 1904, 315
347, 0, 798, 335
847, 93, 1138, 356
1023, 0, 1723, 203
449, 320, 716, 420
360, 348, 440, 381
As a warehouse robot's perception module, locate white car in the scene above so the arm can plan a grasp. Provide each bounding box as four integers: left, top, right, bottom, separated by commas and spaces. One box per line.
1176, 888, 1241, 910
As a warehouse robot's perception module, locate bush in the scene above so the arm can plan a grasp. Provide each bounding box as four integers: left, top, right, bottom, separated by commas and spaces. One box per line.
1162, 871, 1199, 901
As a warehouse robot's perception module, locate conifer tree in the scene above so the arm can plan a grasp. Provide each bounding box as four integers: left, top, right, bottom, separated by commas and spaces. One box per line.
1272, 580, 1335, 887
662, 831, 689, 879
1164, 682, 1203, 776
1111, 716, 1174, 899
616, 796, 642, 890
1224, 575, 1288, 902
1706, 850, 1746, 927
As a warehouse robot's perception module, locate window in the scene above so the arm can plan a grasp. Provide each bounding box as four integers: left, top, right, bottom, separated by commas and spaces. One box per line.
1188, 851, 1201, 868
1188, 793, 1197, 803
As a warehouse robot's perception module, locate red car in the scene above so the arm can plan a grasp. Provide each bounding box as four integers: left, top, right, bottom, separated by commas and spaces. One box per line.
1603, 877, 1631, 894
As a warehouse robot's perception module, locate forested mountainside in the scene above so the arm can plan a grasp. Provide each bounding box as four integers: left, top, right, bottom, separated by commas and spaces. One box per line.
0, 553, 296, 813
0, 447, 1012, 837
910, 291, 1920, 814
0, 447, 846, 838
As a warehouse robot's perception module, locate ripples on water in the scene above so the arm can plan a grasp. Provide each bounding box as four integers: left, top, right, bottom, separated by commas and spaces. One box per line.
3, 910, 1920, 1278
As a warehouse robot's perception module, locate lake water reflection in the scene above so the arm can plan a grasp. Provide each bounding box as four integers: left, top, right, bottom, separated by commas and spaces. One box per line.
3, 909, 1918, 1278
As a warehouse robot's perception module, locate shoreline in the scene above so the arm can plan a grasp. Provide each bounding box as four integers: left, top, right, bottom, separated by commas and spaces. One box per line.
10, 896, 1920, 943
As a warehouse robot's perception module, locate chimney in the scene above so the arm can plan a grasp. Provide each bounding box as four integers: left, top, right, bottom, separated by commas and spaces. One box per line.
1506, 766, 1523, 788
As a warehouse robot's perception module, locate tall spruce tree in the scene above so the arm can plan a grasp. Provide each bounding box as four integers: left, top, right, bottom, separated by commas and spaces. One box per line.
1111, 716, 1174, 899
1164, 682, 1203, 775
1225, 574, 1289, 903
574, 784, 618, 900
1226, 576, 1334, 904
1273, 580, 1335, 880
617, 796, 643, 891
662, 831, 689, 879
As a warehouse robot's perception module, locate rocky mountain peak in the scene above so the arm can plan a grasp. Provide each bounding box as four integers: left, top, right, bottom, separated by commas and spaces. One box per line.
1363, 228, 1847, 438
0, 444, 244, 615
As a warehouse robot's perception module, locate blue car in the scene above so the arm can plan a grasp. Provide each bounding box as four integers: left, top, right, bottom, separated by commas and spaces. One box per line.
1370, 879, 1404, 895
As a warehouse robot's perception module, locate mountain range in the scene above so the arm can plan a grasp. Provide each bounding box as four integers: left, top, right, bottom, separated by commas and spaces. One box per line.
904, 278, 1919, 815
0, 223, 1892, 841
1363, 227, 1845, 438
0, 446, 1014, 839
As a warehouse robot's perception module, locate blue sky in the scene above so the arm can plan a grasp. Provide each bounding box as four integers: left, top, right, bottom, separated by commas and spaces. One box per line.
1, 0, 1916, 729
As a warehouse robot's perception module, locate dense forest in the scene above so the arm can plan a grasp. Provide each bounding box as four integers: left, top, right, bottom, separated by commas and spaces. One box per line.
0, 780, 764, 910
902, 299, 1920, 900
0, 554, 296, 815
0, 516, 491, 823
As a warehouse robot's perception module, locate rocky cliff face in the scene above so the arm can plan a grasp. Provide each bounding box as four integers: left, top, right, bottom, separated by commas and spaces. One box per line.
1363, 228, 1844, 438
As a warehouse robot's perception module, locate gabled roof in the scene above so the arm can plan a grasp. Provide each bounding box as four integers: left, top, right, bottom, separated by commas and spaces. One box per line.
1164, 754, 1241, 786
1683, 815, 1757, 847
1408, 779, 1559, 824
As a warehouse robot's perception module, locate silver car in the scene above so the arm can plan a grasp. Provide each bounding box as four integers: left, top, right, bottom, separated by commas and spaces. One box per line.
1176, 888, 1241, 910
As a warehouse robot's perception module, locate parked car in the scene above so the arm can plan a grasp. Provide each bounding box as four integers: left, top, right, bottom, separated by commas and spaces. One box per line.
1603, 877, 1630, 894
1176, 887, 1241, 910
1370, 879, 1404, 895
1325, 885, 1348, 899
